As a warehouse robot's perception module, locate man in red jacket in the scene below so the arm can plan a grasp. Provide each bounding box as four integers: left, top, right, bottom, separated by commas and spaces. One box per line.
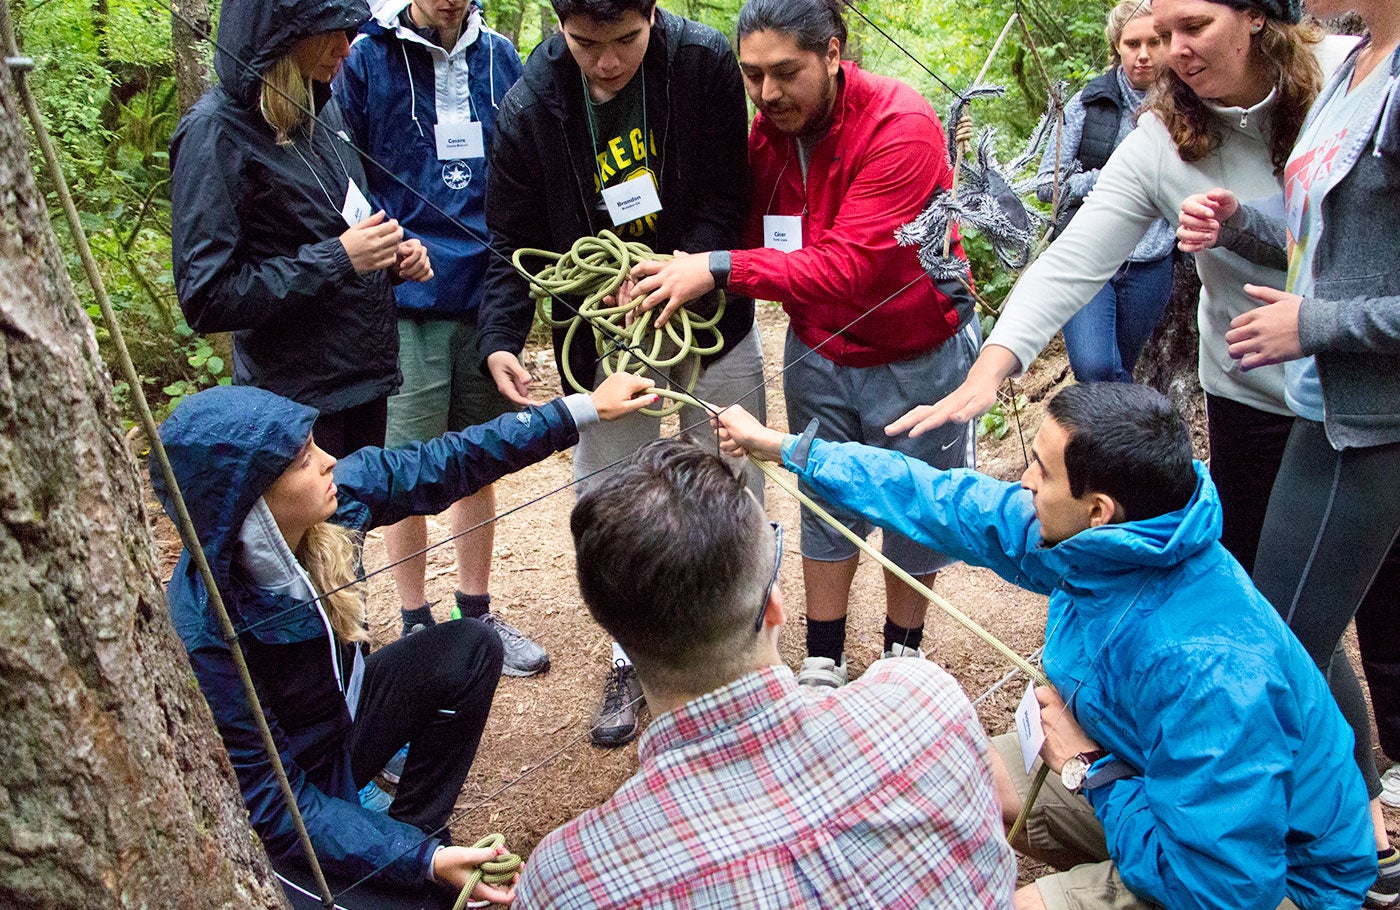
632, 0, 978, 687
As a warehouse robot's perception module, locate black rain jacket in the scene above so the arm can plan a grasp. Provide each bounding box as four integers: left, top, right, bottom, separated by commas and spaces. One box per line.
477, 8, 754, 388
170, 0, 400, 414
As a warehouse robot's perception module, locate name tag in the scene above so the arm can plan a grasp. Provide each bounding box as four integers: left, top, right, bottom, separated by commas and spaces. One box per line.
764, 215, 803, 252
601, 173, 663, 227
436, 119, 485, 161
341, 179, 372, 228
1015, 681, 1046, 774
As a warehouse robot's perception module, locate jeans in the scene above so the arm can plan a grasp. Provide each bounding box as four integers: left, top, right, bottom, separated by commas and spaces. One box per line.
1061, 255, 1175, 383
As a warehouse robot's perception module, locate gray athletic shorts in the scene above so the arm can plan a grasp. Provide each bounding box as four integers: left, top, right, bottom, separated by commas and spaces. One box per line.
783, 322, 979, 573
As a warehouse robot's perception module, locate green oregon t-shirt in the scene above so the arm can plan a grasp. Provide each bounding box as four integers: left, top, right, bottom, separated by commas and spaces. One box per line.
586, 72, 660, 243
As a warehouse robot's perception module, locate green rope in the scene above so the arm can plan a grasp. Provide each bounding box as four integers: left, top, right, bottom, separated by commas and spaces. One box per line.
513, 231, 724, 418
450, 834, 523, 910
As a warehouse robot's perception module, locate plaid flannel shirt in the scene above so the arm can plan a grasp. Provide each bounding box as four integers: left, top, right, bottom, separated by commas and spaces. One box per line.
517, 660, 1016, 908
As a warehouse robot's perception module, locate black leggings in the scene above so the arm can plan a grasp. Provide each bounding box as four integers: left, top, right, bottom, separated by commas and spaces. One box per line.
351, 618, 503, 833
314, 396, 390, 459
1204, 393, 1295, 575
278, 619, 503, 909
1252, 418, 1400, 799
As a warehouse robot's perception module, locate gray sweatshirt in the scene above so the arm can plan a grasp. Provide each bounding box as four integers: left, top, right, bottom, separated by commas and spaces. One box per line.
989, 36, 1357, 416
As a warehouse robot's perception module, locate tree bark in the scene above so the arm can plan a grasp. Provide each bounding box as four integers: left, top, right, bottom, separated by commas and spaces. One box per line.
172, 0, 212, 115
0, 59, 285, 909
1135, 255, 1209, 456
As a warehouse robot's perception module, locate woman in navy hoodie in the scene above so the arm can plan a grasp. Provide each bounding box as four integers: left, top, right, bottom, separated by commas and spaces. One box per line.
152, 372, 653, 905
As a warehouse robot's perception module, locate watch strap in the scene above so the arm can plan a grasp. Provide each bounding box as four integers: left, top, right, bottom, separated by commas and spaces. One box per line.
708, 250, 732, 290
1084, 756, 1136, 791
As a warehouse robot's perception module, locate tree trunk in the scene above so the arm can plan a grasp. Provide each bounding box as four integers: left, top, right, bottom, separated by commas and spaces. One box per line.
538, 0, 557, 42
1135, 254, 1209, 456
172, 0, 212, 115
0, 60, 285, 909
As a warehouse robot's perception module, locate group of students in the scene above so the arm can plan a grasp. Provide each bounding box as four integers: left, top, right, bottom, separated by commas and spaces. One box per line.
153, 0, 1400, 905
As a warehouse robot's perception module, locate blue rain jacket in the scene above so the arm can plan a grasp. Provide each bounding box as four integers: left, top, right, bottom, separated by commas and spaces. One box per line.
152, 385, 579, 886
782, 434, 1374, 910
334, 1, 522, 317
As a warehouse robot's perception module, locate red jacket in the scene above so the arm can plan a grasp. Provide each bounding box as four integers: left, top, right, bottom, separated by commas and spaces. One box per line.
731, 61, 967, 367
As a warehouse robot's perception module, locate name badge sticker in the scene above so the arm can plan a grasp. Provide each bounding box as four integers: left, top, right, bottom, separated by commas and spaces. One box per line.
601, 173, 663, 228
1015, 681, 1047, 775
764, 215, 803, 252
436, 119, 486, 161
341, 179, 372, 228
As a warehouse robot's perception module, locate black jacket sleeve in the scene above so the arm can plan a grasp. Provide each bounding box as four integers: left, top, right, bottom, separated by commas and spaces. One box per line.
170, 110, 358, 334
188, 648, 438, 887
478, 87, 551, 364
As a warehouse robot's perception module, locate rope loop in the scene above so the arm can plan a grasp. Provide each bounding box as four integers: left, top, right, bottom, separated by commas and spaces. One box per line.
450, 833, 523, 910
513, 230, 725, 417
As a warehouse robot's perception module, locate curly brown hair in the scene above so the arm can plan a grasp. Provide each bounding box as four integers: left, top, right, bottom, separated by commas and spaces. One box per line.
1145, 17, 1324, 175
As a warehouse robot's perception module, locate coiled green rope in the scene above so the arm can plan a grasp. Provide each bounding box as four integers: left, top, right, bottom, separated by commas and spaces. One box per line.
450, 833, 523, 910
513, 231, 725, 418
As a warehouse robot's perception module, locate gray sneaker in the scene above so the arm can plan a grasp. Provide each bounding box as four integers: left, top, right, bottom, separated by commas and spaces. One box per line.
591, 659, 644, 747
480, 612, 550, 677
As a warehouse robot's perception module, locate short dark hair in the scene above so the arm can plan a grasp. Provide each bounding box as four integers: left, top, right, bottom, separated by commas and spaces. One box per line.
570, 438, 772, 673
551, 0, 655, 25
1045, 383, 1197, 522
736, 0, 847, 54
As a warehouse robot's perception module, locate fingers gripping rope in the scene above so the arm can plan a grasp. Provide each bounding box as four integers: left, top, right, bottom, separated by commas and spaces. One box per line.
514, 231, 724, 418
450, 834, 523, 910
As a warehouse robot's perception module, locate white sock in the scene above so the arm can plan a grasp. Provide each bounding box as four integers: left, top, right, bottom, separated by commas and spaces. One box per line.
611, 641, 632, 666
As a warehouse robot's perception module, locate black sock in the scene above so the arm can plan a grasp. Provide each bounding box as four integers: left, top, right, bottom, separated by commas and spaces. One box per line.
806, 616, 847, 662
454, 591, 490, 619
401, 603, 435, 634
883, 618, 924, 654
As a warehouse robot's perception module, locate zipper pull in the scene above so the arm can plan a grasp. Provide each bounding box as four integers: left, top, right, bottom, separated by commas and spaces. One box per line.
1239, 110, 1249, 128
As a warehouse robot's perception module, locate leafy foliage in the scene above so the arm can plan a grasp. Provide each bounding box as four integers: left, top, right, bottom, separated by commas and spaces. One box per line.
14, 0, 1115, 422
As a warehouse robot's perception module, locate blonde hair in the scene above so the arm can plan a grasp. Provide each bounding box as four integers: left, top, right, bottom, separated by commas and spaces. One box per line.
297, 522, 369, 643
1145, 16, 1323, 176
1106, 0, 1153, 63
259, 53, 313, 146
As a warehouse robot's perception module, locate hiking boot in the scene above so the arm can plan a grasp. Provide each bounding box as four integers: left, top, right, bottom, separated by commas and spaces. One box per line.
481, 612, 550, 677
380, 745, 408, 786
1367, 848, 1400, 909
1381, 764, 1400, 809
591, 659, 644, 747
882, 642, 926, 660
401, 603, 436, 638
798, 655, 848, 689
358, 780, 393, 813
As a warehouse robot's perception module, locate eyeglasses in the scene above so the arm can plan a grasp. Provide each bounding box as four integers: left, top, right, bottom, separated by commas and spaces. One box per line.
755, 521, 783, 632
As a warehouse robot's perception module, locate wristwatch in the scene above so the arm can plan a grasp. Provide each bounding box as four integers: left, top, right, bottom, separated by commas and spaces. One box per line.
1060, 749, 1109, 792
708, 250, 732, 290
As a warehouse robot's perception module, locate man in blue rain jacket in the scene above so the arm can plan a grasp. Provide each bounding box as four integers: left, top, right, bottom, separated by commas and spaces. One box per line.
715, 381, 1374, 910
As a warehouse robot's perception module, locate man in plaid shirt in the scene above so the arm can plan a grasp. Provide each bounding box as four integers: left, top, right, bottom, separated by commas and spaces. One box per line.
515, 438, 1015, 908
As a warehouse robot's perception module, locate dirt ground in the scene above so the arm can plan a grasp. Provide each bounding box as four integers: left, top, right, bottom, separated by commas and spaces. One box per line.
146, 300, 1397, 878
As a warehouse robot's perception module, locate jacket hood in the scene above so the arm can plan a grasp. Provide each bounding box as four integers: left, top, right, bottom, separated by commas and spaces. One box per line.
364, 0, 482, 50
152, 385, 319, 601
1037, 461, 1222, 580
215, 0, 371, 107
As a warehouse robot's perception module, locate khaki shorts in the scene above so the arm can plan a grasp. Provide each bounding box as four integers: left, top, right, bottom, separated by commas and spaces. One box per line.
990, 733, 1297, 910
385, 318, 514, 448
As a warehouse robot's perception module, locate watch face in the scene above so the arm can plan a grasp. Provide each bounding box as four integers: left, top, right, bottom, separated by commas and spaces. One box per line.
1061, 756, 1090, 791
